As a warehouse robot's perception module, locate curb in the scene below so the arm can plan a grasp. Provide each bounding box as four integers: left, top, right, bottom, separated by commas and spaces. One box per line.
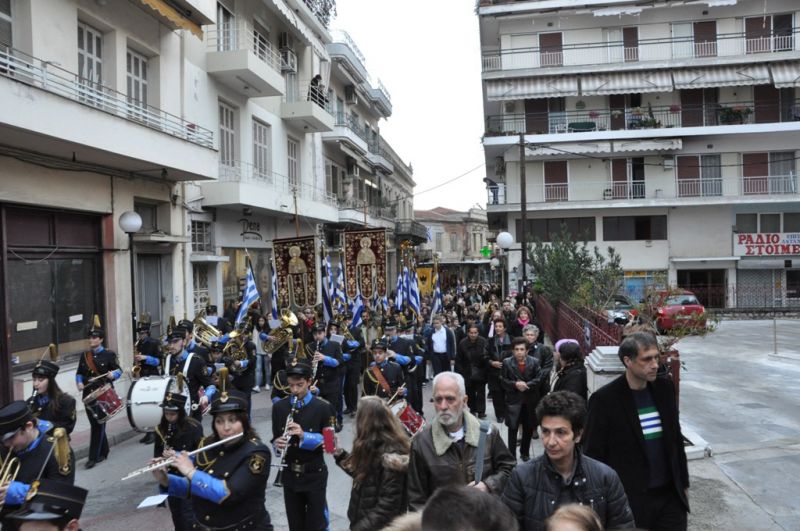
74, 426, 140, 462
682, 422, 712, 460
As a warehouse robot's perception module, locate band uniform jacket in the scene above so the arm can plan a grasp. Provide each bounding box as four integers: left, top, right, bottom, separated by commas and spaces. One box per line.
387, 336, 417, 386
187, 435, 272, 529
166, 353, 213, 407
0, 419, 75, 521
501, 356, 542, 428
154, 418, 203, 458
230, 339, 257, 392
26, 393, 77, 435
136, 335, 163, 377
309, 339, 343, 397
362, 360, 404, 399
271, 394, 335, 492
76, 348, 121, 398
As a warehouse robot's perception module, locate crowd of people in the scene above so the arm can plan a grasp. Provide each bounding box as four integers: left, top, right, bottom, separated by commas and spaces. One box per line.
0, 282, 689, 531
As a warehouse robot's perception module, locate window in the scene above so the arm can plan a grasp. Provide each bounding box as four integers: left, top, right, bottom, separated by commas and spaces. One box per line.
672, 21, 717, 58
787, 270, 800, 299
784, 213, 800, 232
193, 264, 210, 314
677, 155, 721, 197
517, 217, 596, 242
126, 49, 148, 121
538, 32, 563, 66
760, 213, 780, 232
742, 152, 796, 194
0, 0, 11, 50
218, 101, 236, 165
252, 21, 270, 62
134, 202, 157, 233
435, 232, 443, 250
252, 119, 271, 179
191, 221, 212, 252
544, 160, 568, 202
216, 2, 235, 52
287, 136, 299, 186
325, 159, 343, 198
78, 22, 103, 105
736, 213, 758, 233
603, 216, 667, 241
450, 233, 459, 252
745, 14, 794, 53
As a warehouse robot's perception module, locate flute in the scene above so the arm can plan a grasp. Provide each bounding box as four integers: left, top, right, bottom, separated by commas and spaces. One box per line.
121, 433, 243, 481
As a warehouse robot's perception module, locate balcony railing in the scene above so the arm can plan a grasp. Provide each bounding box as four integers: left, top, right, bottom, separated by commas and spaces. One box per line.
486, 174, 798, 205
396, 219, 429, 243
485, 100, 800, 137
482, 28, 800, 72
332, 112, 369, 142
338, 197, 395, 219
205, 21, 283, 74
0, 43, 214, 148
219, 161, 337, 206
285, 77, 330, 109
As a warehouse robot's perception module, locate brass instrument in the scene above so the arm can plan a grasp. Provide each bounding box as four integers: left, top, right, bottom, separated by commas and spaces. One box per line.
222, 314, 254, 375
273, 396, 301, 488
192, 310, 222, 350
131, 338, 142, 380
121, 433, 243, 481
0, 448, 20, 509
264, 309, 298, 354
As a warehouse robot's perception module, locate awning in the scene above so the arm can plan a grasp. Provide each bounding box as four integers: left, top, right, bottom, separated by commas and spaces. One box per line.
671, 257, 740, 262
614, 138, 682, 152
486, 77, 579, 101
340, 144, 371, 172
672, 65, 770, 89
135, 0, 202, 38
528, 142, 612, 156
581, 71, 672, 96
267, 0, 329, 59
770, 62, 800, 88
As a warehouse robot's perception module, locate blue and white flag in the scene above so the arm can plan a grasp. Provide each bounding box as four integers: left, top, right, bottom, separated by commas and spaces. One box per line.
322, 255, 333, 323
425, 226, 433, 242
408, 268, 421, 316
270, 264, 279, 320
334, 265, 346, 314
394, 272, 404, 311
351, 292, 364, 329
236, 260, 260, 326
430, 272, 443, 323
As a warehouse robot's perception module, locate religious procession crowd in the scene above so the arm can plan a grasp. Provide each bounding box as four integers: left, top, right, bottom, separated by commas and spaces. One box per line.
0, 282, 689, 531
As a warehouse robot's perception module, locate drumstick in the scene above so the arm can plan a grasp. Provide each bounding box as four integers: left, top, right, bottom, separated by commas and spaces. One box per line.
87, 372, 111, 383
388, 384, 406, 405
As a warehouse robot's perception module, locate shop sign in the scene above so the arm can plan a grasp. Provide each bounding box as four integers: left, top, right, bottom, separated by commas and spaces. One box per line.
238, 218, 263, 241
734, 233, 800, 257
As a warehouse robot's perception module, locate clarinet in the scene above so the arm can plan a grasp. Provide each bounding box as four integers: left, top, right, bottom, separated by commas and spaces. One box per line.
273, 395, 300, 488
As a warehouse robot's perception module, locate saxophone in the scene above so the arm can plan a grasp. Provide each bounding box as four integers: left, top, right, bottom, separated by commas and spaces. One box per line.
273, 395, 300, 488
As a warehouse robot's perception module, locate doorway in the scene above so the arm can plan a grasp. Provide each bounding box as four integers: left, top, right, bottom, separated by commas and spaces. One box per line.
137, 254, 163, 338
677, 269, 726, 308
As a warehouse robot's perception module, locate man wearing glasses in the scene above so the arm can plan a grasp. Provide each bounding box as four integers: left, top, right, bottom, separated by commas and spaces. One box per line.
407, 372, 515, 511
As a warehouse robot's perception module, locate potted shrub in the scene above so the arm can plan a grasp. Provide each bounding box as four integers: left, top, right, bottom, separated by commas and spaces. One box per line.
719, 105, 752, 124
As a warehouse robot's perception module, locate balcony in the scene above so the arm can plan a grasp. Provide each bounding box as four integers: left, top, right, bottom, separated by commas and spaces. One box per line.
486, 174, 799, 208
367, 79, 392, 117
337, 197, 396, 228
322, 112, 369, 154
328, 30, 369, 84
201, 161, 339, 221
281, 77, 335, 132
395, 220, 429, 245
205, 21, 285, 97
485, 100, 800, 138
0, 44, 215, 180
482, 29, 800, 74
367, 139, 394, 173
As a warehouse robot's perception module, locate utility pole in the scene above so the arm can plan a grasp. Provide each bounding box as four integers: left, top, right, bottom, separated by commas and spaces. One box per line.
519, 133, 528, 292
292, 187, 300, 237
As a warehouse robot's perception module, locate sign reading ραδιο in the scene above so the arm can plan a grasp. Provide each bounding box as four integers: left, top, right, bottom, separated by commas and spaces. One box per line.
733, 233, 800, 257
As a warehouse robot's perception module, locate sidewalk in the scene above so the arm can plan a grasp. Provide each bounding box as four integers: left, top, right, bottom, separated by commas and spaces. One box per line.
70, 409, 139, 462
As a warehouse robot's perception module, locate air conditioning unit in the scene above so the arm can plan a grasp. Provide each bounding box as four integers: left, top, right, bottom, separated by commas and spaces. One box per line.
345, 85, 358, 105
278, 32, 294, 50
347, 159, 360, 178
504, 101, 516, 113
280, 49, 297, 73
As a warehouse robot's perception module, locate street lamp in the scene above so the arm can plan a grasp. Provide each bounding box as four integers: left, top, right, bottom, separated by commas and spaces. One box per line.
119, 211, 142, 346
496, 231, 514, 251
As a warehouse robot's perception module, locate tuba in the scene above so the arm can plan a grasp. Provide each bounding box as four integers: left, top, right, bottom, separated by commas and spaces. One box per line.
192, 310, 222, 350
264, 309, 298, 354
0, 448, 20, 509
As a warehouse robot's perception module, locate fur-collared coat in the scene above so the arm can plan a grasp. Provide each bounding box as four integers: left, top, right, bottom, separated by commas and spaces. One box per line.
335, 448, 409, 531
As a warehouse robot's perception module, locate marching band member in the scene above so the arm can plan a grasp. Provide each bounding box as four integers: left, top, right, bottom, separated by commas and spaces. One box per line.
0, 401, 74, 524
272, 360, 335, 531
308, 324, 342, 423
154, 393, 203, 531
27, 359, 76, 436
362, 340, 405, 400
3, 479, 87, 531
164, 329, 216, 422
153, 385, 273, 530
340, 312, 364, 418
75, 325, 121, 469
177, 320, 210, 364
134, 315, 163, 445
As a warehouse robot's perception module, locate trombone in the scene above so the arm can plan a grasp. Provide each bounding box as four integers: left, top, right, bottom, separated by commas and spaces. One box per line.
0, 448, 20, 509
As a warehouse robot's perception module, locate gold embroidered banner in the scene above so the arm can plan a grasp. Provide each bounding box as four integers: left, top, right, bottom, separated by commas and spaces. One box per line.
417, 267, 433, 296
343, 229, 387, 300
273, 236, 318, 309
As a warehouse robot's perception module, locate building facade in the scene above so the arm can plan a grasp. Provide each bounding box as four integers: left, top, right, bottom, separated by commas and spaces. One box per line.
478, 0, 800, 308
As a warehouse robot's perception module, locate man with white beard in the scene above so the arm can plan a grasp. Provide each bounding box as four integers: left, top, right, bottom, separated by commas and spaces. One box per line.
407, 372, 515, 510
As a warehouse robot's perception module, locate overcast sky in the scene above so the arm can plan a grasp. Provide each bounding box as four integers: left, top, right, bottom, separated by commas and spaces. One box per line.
332, 0, 487, 212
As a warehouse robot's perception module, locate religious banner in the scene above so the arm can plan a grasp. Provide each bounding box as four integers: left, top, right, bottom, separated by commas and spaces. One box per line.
343, 228, 387, 300
273, 236, 318, 309
417, 267, 433, 296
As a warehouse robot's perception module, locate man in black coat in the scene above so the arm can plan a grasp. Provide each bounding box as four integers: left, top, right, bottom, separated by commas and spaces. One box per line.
486, 318, 512, 423
362, 339, 405, 399
164, 329, 217, 421
583, 332, 690, 531
455, 324, 488, 419
340, 313, 364, 417
308, 324, 343, 427
501, 338, 542, 461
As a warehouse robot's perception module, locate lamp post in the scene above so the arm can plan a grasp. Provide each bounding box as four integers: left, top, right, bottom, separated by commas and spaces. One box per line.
490, 257, 501, 298
119, 211, 142, 346
496, 231, 516, 298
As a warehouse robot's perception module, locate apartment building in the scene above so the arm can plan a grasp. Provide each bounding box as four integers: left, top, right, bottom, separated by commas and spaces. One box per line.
478, 0, 800, 308
415, 207, 491, 287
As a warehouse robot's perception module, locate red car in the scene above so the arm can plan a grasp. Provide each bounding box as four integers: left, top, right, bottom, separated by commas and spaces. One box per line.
654, 290, 706, 332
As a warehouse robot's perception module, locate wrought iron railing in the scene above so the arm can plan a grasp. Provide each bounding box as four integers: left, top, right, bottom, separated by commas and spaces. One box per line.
218, 161, 337, 206
205, 21, 283, 74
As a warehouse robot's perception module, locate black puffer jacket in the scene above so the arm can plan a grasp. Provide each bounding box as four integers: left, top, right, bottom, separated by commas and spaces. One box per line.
335, 448, 409, 531
551, 362, 587, 400
502, 450, 635, 531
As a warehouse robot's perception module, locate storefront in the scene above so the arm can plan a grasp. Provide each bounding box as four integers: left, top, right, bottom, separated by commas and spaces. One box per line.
734, 232, 800, 308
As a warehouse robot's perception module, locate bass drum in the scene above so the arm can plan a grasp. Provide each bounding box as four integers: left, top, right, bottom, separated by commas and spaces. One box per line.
126, 376, 188, 433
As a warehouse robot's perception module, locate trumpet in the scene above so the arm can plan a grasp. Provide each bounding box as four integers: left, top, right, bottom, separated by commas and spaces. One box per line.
0, 448, 20, 509
121, 433, 243, 481
273, 395, 301, 488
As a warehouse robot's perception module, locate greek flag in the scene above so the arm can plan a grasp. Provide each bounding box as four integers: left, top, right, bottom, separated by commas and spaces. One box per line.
408, 268, 421, 316
430, 272, 443, 323
270, 264, 279, 320
236, 260, 260, 326
351, 292, 364, 329
334, 265, 346, 314
394, 272, 404, 311
322, 255, 333, 323
425, 226, 433, 242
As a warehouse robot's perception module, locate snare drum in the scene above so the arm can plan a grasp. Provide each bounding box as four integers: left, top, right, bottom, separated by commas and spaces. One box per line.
390, 399, 426, 436
83, 384, 123, 424
127, 376, 188, 432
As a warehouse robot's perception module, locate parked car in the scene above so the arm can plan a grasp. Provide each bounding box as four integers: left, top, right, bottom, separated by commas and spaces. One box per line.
654, 290, 706, 332
601, 294, 639, 325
